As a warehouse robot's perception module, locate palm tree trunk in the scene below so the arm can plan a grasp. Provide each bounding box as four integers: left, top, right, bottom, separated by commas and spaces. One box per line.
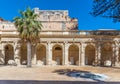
27, 40, 32, 67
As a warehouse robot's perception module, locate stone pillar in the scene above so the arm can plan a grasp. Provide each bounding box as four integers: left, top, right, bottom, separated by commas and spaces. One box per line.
62, 44, 65, 65
94, 45, 98, 66
32, 45, 37, 65
97, 43, 101, 66
78, 44, 81, 66
14, 43, 20, 66
115, 41, 119, 66
0, 50, 5, 64
112, 43, 115, 66
81, 42, 85, 66
1, 43, 5, 64
46, 42, 52, 65
0, 44, 5, 64
64, 41, 69, 65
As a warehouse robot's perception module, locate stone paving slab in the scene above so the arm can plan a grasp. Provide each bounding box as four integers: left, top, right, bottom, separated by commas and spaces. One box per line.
0, 65, 120, 82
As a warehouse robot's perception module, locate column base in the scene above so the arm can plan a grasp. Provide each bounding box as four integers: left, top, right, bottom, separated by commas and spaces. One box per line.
64, 63, 69, 66
15, 58, 21, 66
46, 60, 52, 65
115, 62, 120, 67
81, 63, 85, 66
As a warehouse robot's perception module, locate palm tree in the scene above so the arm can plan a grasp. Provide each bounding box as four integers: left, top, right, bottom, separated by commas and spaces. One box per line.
14, 7, 42, 67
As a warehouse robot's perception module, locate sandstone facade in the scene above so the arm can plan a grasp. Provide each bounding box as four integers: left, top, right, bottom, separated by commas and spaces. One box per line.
0, 8, 119, 67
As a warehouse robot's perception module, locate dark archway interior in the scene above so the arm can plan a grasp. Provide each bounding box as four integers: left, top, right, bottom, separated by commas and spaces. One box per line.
101, 43, 112, 66
85, 45, 95, 65
69, 44, 79, 65
20, 44, 27, 65
36, 44, 46, 65
5, 44, 14, 65
52, 45, 62, 65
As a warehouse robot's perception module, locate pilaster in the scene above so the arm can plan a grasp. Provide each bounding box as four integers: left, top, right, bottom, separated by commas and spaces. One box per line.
78, 44, 81, 66
81, 42, 85, 66
115, 41, 119, 66
31, 44, 37, 65
46, 41, 52, 65
97, 42, 101, 66
64, 41, 69, 65
0, 43, 5, 64
14, 42, 20, 66
112, 43, 115, 66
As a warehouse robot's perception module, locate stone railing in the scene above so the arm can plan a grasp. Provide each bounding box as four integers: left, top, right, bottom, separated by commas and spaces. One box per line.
0, 28, 119, 37
39, 30, 120, 36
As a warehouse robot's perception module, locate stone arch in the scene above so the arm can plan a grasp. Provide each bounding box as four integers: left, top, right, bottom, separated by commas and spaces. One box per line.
36, 44, 46, 65
68, 44, 79, 65
101, 43, 113, 66
85, 44, 95, 65
20, 43, 27, 65
4, 44, 14, 65
52, 44, 63, 65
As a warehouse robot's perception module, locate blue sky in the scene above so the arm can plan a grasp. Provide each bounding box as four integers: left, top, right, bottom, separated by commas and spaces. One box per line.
0, 0, 119, 30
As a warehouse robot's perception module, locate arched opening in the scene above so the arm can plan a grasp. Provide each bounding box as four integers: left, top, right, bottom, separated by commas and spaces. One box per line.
68, 44, 79, 65
85, 45, 95, 65
101, 43, 112, 66
20, 44, 27, 65
4, 44, 14, 65
36, 44, 46, 65
52, 44, 62, 65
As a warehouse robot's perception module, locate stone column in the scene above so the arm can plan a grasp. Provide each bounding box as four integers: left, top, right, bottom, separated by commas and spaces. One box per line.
14, 43, 20, 66
46, 42, 52, 65
81, 42, 85, 66
115, 41, 119, 66
64, 41, 69, 65
112, 43, 115, 66
62, 44, 65, 65
0, 44, 5, 64
94, 45, 98, 66
78, 44, 81, 66
97, 42, 101, 66
1, 50, 5, 64
32, 45, 37, 65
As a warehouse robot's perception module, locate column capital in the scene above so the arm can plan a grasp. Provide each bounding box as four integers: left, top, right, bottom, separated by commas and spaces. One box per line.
81, 42, 86, 49
112, 43, 116, 48
47, 41, 51, 44
81, 41, 85, 44
64, 41, 68, 44
115, 40, 119, 46
15, 43, 21, 50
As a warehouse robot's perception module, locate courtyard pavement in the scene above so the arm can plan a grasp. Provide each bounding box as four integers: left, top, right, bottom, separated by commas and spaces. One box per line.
0, 65, 120, 84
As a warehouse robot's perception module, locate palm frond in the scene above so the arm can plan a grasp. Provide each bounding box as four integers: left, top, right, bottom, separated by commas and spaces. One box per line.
13, 7, 42, 43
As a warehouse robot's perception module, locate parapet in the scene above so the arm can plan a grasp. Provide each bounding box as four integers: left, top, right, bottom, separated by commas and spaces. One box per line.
34, 8, 78, 31
0, 21, 16, 31
0, 8, 78, 31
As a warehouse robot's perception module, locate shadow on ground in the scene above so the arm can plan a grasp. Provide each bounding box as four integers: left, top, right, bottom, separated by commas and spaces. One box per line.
0, 80, 119, 84
53, 69, 108, 82
53, 69, 89, 75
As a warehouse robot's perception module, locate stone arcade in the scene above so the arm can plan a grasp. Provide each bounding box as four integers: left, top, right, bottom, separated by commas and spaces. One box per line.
0, 8, 120, 67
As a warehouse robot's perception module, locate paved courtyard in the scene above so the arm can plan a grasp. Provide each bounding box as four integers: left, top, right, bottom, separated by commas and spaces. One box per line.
0, 65, 120, 84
